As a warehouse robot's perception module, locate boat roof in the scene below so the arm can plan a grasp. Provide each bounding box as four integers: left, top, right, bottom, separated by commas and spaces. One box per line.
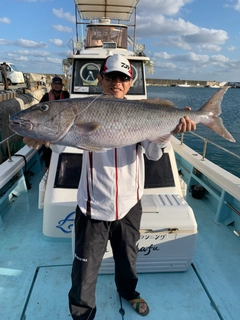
74, 0, 140, 21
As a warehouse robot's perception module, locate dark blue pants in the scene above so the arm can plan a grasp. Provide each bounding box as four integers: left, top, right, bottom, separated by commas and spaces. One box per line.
69, 201, 142, 320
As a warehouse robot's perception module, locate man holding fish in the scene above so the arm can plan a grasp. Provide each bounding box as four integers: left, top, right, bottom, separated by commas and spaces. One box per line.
23, 54, 196, 319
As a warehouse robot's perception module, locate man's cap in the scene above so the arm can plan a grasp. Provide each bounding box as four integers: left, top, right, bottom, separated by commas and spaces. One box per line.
52, 76, 62, 84
100, 54, 132, 78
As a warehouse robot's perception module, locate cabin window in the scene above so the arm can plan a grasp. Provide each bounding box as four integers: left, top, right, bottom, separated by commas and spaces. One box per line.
54, 152, 175, 190
144, 153, 175, 188
54, 153, 83, 189
71, 59, 145, 95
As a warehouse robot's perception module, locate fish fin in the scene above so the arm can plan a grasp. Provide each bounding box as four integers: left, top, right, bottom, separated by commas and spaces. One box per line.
151, 134, 172, 144
198, 87, 235, 142
202, 117, 235, 142
199, 86, 229, 116
74, 122, 101, 134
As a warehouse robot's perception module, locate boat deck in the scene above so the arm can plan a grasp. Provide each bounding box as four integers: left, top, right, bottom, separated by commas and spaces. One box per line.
1, 167, 240, 320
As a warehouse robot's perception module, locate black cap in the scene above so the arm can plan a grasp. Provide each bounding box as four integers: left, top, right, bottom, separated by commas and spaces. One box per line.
52, 76, 62, 84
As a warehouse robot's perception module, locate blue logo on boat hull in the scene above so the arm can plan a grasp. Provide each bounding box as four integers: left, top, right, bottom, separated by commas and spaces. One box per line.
56, 211, 75, 233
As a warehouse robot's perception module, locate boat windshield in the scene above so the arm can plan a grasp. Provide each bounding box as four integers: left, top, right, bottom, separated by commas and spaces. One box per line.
86, 25, 128, 49
71, 58, 146, 96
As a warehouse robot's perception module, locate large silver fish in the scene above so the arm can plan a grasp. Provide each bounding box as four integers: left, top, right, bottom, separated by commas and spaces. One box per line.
9, 88, 235, 151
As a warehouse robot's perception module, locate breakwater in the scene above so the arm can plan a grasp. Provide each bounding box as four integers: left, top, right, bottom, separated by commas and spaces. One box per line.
146, 78, 224, 87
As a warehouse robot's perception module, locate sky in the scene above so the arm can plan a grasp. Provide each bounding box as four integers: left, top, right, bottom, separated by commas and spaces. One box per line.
1, 0, 240, 82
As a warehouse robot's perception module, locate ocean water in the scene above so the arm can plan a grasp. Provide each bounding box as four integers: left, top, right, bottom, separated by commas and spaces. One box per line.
147, 86, 240, 178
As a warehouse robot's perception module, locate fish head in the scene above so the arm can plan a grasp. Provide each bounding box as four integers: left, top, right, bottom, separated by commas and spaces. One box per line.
9, 99, 75, 141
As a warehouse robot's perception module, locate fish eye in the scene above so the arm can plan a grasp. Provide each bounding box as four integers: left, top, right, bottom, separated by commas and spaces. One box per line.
39, 104, 49, 112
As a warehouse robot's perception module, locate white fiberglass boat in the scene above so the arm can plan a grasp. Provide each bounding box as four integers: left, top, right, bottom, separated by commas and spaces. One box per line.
209, 85, 220, 88
176, 82, 191, 87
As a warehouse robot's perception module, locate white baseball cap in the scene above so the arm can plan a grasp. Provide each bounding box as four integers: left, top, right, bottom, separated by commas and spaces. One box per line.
100, 54, 132, 78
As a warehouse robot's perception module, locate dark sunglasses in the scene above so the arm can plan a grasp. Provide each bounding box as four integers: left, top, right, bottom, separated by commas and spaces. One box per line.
102, 73, 131, 82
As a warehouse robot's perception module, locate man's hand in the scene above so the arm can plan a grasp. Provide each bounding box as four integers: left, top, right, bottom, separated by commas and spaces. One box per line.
172, 107, 196, 134
23, 137, 50, 149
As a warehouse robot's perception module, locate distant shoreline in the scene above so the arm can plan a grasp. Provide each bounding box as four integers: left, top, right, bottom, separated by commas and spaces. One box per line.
146, 78, 225, 87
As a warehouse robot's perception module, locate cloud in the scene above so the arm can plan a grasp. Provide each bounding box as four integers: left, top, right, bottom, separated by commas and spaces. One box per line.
0, 38, 47, 48
11, 50, 51, 57
45, 57, 63, 64
137, 14, 228, 53
138, 15, 228, 42
182, 28, 228, 45
227, 45, 237, 51
154, 52, 172, 60
234, 0, 240, 11
135, 0, 229, 56
52, 24, 72, 33
210, 54, 229, 63
15, 39, 47, 48
138, 0, 193, 16
7, 53, 28, 61
0, 39, 10, 45
0, 17, 11, 24
150, 50, 238, 80
153, 61, 178, 70
157, 36, 192, 50
49, 38, 64, 47
152, 51, 230, 65
53, 8, 75, 23
198, 44, 222, 52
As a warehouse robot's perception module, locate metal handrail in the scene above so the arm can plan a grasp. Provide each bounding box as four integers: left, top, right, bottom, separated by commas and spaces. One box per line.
1, 131, 240, 165
0, 133, 18, 162
180, 132, 240, 161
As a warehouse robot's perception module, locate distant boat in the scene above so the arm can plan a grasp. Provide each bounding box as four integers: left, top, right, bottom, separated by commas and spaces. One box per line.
205, 84, 220, 88
176, 82, 191, 87
209, 84, 220, 88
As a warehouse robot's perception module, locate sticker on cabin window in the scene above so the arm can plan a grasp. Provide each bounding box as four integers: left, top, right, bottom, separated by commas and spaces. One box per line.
74, 86, 89, 92
80, 63, 100, 83
131, 65, 138, 85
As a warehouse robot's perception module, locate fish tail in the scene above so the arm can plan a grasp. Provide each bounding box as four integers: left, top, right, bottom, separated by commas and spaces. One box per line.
199, 87, 235, 142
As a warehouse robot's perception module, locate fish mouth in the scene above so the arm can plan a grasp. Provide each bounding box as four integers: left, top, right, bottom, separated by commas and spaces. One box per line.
9, 119, 33, 131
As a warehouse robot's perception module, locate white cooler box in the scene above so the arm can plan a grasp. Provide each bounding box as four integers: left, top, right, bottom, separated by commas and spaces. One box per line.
99, 193, 197, 274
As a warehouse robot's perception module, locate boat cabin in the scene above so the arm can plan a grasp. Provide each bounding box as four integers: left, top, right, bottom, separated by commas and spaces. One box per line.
61, 0, 154, 99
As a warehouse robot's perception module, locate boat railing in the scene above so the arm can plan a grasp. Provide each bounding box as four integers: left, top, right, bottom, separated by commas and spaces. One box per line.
2, 131, 240, 165
0, 133, 41, 193
0, 133, 18, 163
180, 131, 240, 162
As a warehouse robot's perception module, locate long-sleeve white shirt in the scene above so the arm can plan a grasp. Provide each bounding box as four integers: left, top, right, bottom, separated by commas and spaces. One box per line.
77, 141, 166, 221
